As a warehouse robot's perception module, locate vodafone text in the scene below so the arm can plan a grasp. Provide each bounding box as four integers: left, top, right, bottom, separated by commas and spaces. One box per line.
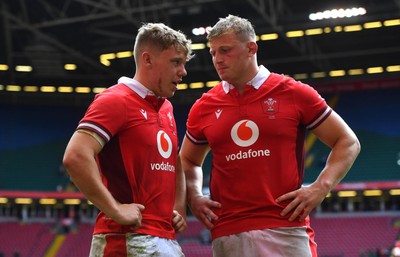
150, 161, 175, 172
225, 148, 270, 162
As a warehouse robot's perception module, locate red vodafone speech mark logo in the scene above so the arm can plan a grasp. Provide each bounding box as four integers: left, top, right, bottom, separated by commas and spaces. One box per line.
157, 130, 172, 158
230, 120, 259, 147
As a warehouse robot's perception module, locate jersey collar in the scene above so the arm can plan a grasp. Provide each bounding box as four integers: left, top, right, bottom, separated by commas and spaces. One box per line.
222, 65, 271, 94
117, 76, 156, 99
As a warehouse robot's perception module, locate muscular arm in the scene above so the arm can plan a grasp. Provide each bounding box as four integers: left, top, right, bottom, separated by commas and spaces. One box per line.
174, 154, 187, 218
172, 154, 188, 232
63, 131, 144, 226
276, 110, 361, 221
180, 137, 208, 201
311, 110, 361, 193
179, 136, 221, 229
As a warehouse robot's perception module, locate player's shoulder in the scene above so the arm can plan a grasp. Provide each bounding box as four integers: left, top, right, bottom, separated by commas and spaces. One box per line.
99, 83, 134, 97
198, 82, 225, 101
95, 83, 138, 103
268, 72, 303, 86
266, 72, 317, 95
161, 98, 173, 111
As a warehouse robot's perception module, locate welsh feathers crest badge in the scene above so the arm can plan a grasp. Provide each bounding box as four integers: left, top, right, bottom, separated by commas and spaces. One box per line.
261, 97, 279, 114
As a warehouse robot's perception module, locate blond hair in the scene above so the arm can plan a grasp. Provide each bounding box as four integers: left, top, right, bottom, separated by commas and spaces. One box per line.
207, 14, 256, 42
134, 23, 193, 62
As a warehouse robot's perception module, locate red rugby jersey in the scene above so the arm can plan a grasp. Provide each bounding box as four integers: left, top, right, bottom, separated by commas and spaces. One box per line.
186, 68, 331, 239
77, 80, 178, 239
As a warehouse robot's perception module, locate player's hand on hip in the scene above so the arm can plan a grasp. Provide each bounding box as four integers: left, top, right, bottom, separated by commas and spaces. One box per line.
172, 210, 187, 233
275, 184, 326, 222
189, 195, 221, 229
112, 203, 145, 227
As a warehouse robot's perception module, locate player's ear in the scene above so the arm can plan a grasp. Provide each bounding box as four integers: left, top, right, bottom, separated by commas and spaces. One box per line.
247, 41, 258, 57
142, 52, 152, 66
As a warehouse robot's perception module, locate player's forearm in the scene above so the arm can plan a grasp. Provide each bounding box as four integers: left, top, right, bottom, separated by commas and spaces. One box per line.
316, 135, 361, 193
73, 170, 118, 215
64, 154, 120, 220
184, 166, 205, 204
179, 137, 210, 208
174, 156, 187, 219
64, 132, 121, 218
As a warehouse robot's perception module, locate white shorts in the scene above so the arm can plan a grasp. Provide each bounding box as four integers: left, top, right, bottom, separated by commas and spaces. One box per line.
89, 233, 184, 257
212, 227, 317, 257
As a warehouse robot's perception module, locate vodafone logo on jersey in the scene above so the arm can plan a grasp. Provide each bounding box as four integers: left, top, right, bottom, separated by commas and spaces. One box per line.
231, 120, 259, 147
226, 120, 270, 162
150, 130, 175, 172
156, 130, 172, 158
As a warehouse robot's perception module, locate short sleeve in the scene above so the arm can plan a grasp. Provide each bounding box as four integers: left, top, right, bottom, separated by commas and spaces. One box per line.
77, 91, 127, 142
291, 80, 331, 130
185, 98, 208, 144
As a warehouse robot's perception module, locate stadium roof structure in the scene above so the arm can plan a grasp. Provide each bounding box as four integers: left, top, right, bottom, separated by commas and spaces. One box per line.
0, 0, 399, 105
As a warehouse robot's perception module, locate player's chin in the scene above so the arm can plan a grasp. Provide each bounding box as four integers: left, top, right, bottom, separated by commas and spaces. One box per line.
168, 84, 178, 96
166, 88, 176, 98
160, 86, 176, 98
218, 73, 229, 81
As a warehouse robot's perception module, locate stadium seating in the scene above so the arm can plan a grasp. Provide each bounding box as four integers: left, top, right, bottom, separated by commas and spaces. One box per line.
0, 89, 399, 257
311, 214, 399, 256
0, 214, 399, 257
0, 222, 55, 257
181, 241, 212, 257
176, 217, 208, 242
305, 89, 400, 183
54, 223, 93, 257
1, 89, 400, 190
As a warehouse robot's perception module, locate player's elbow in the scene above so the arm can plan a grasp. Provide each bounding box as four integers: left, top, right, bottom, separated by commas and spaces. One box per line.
62, 147, 84, 177
347, 133, 361, 161
352, 134, 361, 156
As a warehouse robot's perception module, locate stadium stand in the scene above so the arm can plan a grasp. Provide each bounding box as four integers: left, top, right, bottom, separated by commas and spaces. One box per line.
54, 223, 93, 257
1, 70, 400, 257
312, 214, 400, 257
1, 88, 400, 191
181, 242, 213, 257
0, 105, 84, 191
304, 89, 400, 183
1, 214, 398, 257
0, 222, 55, 257
176, 217, 209, 243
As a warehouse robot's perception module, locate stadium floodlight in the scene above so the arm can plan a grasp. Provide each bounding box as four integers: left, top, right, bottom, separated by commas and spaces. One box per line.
63, 199, 81, 205
15, 65, 32, 72
0, 64, 8, 70
363, 190, 382, 197
192, 26, 212, 36
15, 198, 33, 204
337, 190, 357, 197
309, 7, 366, 21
